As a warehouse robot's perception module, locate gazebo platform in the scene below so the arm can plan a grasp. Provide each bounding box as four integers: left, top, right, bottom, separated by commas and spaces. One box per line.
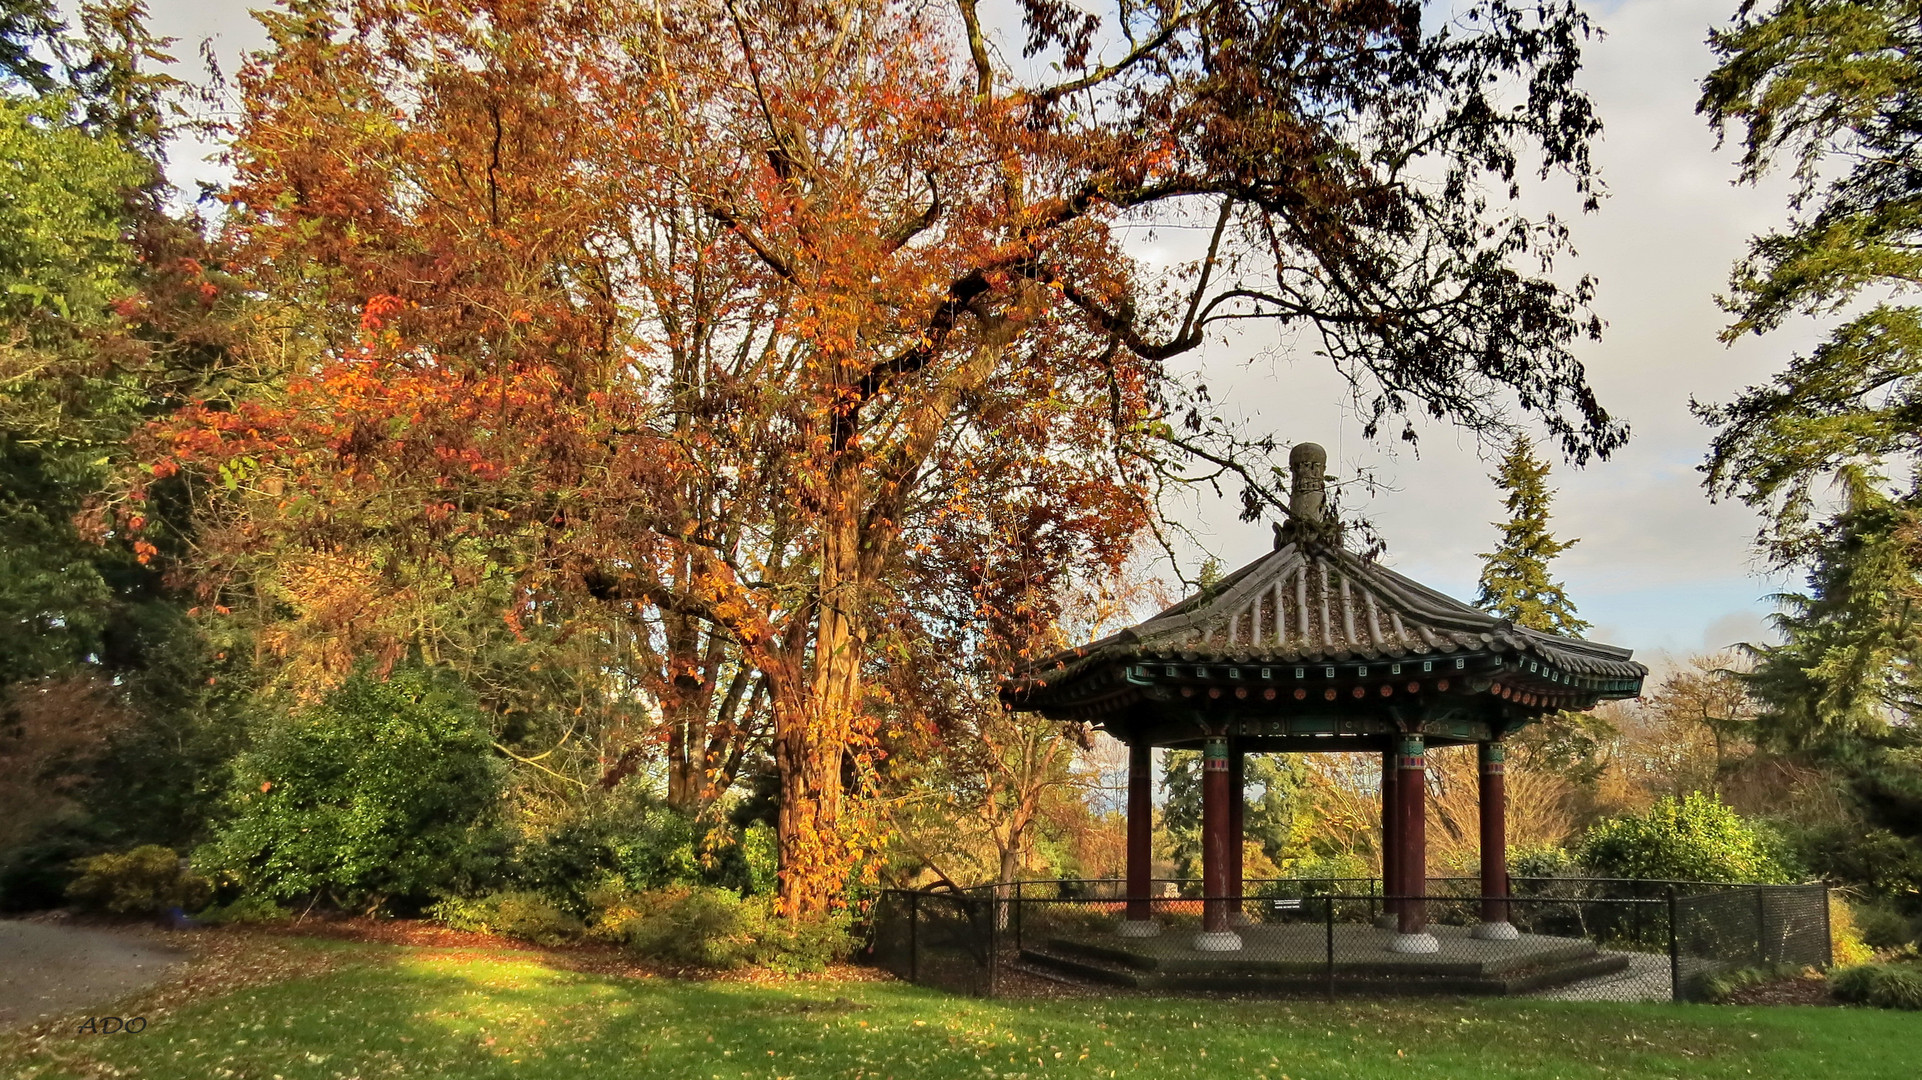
1020, 923, 1632, 996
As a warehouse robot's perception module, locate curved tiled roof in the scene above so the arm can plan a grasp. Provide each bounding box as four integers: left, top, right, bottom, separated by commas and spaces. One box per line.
1005, 536, 1645, 703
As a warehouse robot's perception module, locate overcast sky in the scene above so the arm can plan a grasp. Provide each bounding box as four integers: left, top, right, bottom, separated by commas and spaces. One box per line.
130, 0, 1817, 672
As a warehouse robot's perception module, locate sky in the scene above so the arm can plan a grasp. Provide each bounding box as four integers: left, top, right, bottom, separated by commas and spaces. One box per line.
128, 0, 1818, 675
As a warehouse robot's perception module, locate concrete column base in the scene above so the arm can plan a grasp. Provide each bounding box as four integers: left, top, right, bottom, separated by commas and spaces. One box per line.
1471, 921, 1520, 941
1387, 932, 1440, 954
1191, 930, 1244, 952
1117, 919, 1162, 939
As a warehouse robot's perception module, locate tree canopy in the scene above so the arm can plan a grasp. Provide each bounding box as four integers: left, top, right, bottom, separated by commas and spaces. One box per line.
1699, 0, 1922, 743
1700, 0, 1922, 563
137, 0, 1623, 916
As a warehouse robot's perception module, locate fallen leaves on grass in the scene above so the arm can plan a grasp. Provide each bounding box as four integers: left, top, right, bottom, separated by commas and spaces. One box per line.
1724, 970, 1836, 1007
2, 928, 343, 1078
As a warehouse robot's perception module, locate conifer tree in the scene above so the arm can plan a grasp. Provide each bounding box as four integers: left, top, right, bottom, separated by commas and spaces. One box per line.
1697, 1, 1922, 743
1740, 469, 1921, 749
1476, 436, 1588, 636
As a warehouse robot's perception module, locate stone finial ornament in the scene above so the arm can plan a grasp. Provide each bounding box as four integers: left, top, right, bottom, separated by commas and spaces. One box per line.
1288, 442, 1327, 525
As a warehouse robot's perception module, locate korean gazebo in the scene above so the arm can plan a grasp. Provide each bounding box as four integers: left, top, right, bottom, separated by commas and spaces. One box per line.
1000, 443, 1646, 955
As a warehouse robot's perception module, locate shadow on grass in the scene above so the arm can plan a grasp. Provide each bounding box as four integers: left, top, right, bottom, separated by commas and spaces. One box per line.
7, 940, 1918, 1080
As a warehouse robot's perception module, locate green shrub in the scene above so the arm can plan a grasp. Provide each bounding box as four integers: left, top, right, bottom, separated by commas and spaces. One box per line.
769, 911, 855, 974
742, 821, 779, 896
1832, 895, 1877, 967
194, 894, 288, 926
1578, 792, 1793, 883
197, 667, 506, 912
507, 822, 621, 916
1689, 961, 1808, 1004
65, 845, 210, 914
619, 886, 761, 968
1851, 900, 1919, 952
1511, 843, 1577, 879
504, 797, 768, 916
1788, 822, 1922, 902
1830, 962, 1922, 1010
432, 890, 585, 946
608, 885, 849, 972
1285, 852, 1370, 881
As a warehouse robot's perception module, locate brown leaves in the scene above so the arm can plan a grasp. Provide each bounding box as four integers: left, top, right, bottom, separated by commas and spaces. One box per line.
0, 677, 135, 849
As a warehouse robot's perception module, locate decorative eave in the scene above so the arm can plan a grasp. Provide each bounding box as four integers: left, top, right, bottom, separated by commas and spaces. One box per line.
1001, 535, 1646, 722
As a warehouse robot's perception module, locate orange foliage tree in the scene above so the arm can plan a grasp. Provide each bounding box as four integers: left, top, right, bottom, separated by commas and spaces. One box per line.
146, 0, 1621, 916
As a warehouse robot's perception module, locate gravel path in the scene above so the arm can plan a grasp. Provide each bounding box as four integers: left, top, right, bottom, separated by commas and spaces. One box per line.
1530, 951, 1674, 1003
0, 920, 187, 1031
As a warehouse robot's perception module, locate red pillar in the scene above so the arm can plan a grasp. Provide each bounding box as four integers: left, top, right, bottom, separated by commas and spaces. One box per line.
1201, 735, 1233, 935
1476, 740, 1518, 939
1395, 733, 1428, 937
1125, 738, 1153, 923
1380, 747, 1398, 922
1228, 742, 1246, 911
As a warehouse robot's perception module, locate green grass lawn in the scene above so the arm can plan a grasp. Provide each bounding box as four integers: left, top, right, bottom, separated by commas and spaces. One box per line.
6, 939, 1917, 1080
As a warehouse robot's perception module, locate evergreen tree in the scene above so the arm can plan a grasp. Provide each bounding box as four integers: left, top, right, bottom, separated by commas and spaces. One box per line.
1161, 750, 1309, 880
1740, 470, 1921, 749
0, 3, 253, 907
1698, 1, 1922, 745
1700, 1, 1922, 561
1476, 436, 1588, 636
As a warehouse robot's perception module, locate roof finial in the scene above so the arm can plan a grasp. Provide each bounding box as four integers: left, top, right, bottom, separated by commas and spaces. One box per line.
1289, 442, 1327, 525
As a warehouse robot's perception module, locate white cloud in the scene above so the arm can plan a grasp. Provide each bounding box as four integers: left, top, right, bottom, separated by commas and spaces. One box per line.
1167, 0, 1815, 665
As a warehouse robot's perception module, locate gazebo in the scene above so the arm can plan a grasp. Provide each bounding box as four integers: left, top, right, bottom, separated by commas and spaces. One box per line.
1000, 443, 1646, 956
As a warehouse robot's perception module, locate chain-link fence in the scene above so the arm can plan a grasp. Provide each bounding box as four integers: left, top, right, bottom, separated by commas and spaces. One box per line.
868, 885, 1000, 997
867, 879, 1830, 1002
1671, 884, 1832, 1001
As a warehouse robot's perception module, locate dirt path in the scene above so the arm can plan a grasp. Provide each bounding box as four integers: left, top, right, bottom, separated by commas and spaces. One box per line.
0, 920, 187, 1032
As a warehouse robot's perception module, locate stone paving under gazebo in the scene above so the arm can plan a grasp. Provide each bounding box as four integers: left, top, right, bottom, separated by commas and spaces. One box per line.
1025, 921, 1632, 995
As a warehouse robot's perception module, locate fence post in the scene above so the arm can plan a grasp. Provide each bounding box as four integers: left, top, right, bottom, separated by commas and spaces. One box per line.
1667, 887, 1681, 1004
1821, 884, 1833, 967
987, 887, 1000, 998
1755, 887, 1768, 965
1014, 880, 1024, 952
1324, 894, 1336, 1000
908, 891, 920, 985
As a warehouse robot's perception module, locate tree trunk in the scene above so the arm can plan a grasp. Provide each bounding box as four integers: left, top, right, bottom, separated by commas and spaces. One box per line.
774, 504, 868, 919
998, 835, 1022, 886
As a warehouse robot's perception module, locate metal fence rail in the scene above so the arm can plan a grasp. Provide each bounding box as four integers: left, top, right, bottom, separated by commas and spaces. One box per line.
867, 879, 1831, 1002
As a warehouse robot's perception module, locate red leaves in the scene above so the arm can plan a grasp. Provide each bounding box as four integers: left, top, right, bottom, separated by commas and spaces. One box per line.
359, 293, 406, 332
168, 0, 1186, 915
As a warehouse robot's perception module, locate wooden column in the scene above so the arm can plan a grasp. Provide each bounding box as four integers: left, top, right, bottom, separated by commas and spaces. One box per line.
1228, 742, 1246, 908
1124, 738, 1154, 926
1393, 733, 1433, 945
1194, 735, 1240, 949
1474, 740, 1519, 939
1379, 747, 1398, 922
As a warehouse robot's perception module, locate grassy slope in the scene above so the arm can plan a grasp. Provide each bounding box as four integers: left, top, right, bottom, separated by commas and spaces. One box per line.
6, 940, 1917, 1080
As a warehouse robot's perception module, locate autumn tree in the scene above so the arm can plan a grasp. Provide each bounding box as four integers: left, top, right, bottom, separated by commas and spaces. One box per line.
155, 0, 1623, 917
1645, 653, 1757, 781
1425, 742, 1574, 872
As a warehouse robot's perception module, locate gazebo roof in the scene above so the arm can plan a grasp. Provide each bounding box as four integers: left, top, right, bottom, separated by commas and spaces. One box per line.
1000, 444, 1646, 741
